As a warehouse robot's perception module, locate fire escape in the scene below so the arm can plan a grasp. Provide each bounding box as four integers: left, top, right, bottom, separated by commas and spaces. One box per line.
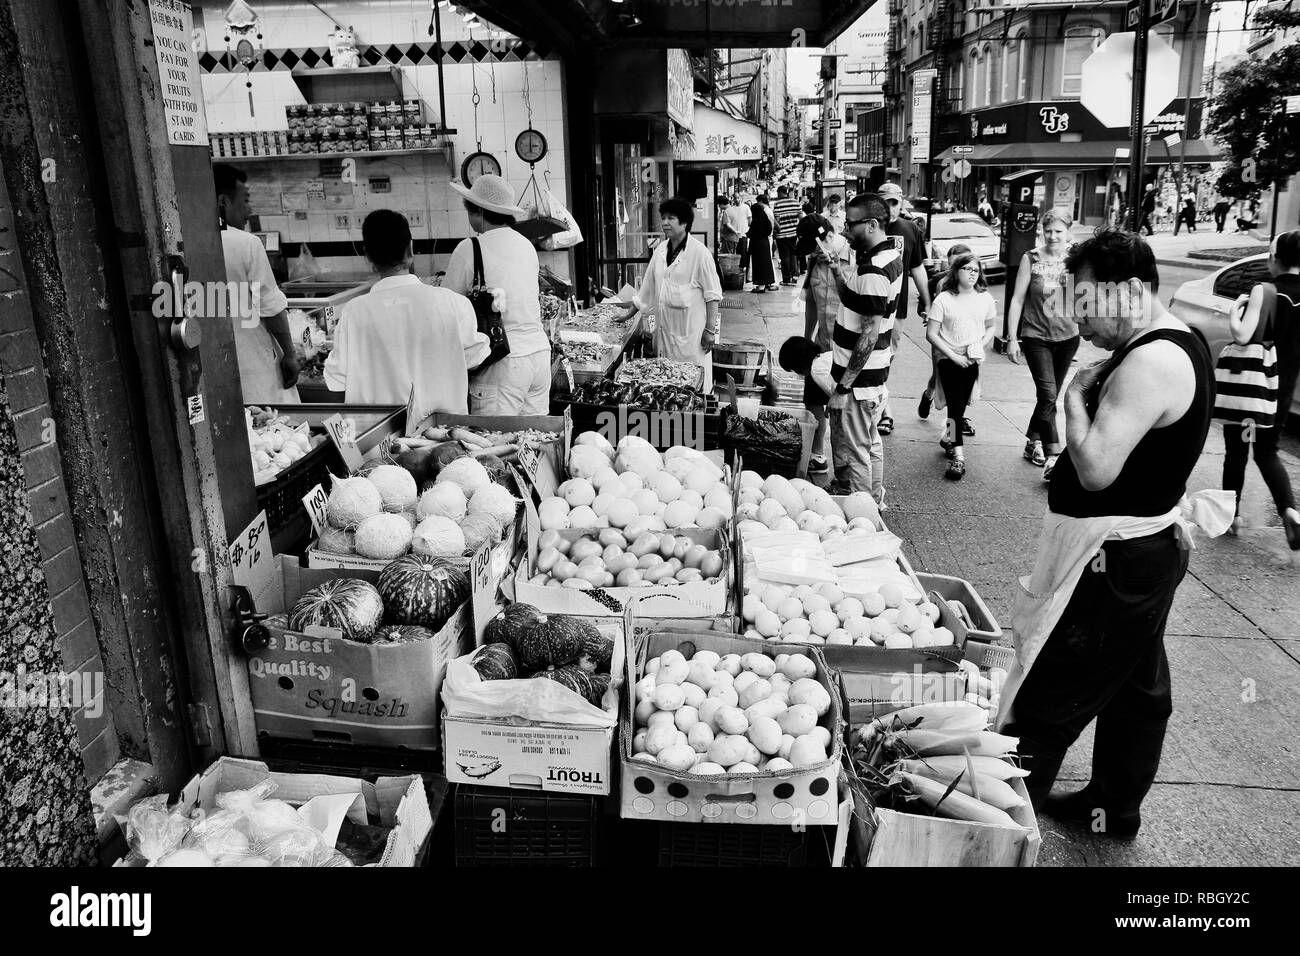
931, 0, 964, 148
883, 0, 904, 166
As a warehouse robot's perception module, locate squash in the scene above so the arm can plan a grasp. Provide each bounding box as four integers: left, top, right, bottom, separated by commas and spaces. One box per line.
372, 624, 437, 645
483, 603, 545, 651
514, 614, 592, 672
534, 665, 593, 700
586, 672, 612, 706
288, 578, 384, 644
377, 555, 469, 631
574, 626, 614, 674
472, 643, 519, 681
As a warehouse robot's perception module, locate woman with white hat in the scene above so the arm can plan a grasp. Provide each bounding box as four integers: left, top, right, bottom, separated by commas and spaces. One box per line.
621, 196, 723, 382
444, 174, 552, 414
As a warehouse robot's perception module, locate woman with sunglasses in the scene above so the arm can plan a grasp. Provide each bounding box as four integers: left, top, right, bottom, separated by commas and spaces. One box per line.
925, 253, 998, 480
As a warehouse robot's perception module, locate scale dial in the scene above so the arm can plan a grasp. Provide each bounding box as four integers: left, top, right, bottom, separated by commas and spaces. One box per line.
515, 128, 548, 164
461, 150, 502, 185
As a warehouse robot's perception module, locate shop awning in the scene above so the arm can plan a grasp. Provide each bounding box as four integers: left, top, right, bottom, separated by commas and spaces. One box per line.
934, 140, 1222, 167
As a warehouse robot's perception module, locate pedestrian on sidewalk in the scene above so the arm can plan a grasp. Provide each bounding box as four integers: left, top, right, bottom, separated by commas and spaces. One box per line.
748, 194, 778, 292
798, 213, 852, 476
1220, 229, 1300, 549
1173, 195, 1198, 236
1213, 192, 1232, 233
999, 227, 1228, 834
717, 195, 741, 254
1139, 183, 1156, 236
773, 186, 802, 285
824, 192, 846, 236
1007, 208, 1079, 479
877, 182, 931, 437
918, 243, 972, 427
925, 253, 997, 480
786, 193, 903, 500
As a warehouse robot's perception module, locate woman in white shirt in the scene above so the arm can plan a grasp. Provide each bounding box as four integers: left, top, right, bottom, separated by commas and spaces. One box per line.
925, 252, 998, 480
444, 175, 552, 415
324, 210, 489, 422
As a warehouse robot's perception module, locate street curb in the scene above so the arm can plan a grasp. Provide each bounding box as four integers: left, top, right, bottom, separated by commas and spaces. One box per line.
1157, 257, 1219, 273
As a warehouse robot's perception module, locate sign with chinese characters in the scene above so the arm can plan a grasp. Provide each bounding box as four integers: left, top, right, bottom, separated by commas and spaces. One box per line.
667, 49, 694, 132
149, 0, 209, 146
910, 69, 936, 164
674, 103, 761, 163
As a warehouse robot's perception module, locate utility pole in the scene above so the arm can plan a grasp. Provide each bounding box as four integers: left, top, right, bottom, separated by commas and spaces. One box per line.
1126, 13, 1149, 231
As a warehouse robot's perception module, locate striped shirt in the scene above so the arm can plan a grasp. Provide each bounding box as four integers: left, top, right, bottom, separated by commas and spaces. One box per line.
773, 198, 801, 236
831, 238, 904, 389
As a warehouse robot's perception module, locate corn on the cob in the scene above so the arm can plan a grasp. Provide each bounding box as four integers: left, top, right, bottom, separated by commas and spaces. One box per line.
896, 760, 1027, 810
869, 701, 987, 734
886, 728, 985, 756
910, 753, 1029, 781
967, 731, 1019, 756
897, 772, 1024, 828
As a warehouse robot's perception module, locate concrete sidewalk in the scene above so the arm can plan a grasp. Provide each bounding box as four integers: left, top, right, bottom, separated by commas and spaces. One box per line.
718, 286, 1300, 867
1076, 226, 1269, 272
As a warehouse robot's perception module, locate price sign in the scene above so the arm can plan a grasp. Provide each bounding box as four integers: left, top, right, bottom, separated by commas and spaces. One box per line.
560, 356, 576, 396
301, 483, 328, 535
228, 510, 273, 593
518, 442, 541, 485
470, 541, 496, 642
323, 413, 364, 472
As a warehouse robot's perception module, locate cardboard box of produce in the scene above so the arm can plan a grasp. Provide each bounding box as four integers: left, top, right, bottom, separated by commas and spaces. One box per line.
114, 757, 433, 867
441, 619, 625, 795
415, 410, 571, 500
246, 555, 488, 750
619, 628, 843, 826
512, 525, 732, 618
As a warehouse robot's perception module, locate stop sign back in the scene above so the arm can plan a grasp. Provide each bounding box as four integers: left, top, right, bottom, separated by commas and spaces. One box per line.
1080, 32, 1180, 129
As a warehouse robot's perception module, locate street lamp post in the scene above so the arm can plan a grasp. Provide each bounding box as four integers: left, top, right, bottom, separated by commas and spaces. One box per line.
1126, 16, 1149, 231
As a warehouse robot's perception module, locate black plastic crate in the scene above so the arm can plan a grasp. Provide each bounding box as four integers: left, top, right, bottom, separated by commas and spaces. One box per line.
658, 821, 837, 867
256, 433, 346, 554
454, 786, 603, 866
560, 400, 724, 453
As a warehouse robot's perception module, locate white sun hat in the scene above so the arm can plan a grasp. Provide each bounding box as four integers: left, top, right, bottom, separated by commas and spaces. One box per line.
449, 174, 526, 219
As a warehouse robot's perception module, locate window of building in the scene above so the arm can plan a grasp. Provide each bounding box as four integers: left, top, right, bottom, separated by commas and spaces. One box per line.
950, 59, 963, 110
919, 22, 925, 54
1062, 24, 1105, 96
910, 27, 917, 59
1003, 31, 1024, 102
968, 48, 981, 109
986, 42, 1001, 106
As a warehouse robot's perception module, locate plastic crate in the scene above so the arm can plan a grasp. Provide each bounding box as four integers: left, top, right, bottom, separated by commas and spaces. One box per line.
914, 572, 1003, 643
453, 786, 603, 866
256, 434, 345, 553
562, 400, 725, 453
658, 821, 836, 867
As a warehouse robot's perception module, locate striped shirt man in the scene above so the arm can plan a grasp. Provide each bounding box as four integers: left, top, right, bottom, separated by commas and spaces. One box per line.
772, 196, 801, 237
831, 238, 904, 389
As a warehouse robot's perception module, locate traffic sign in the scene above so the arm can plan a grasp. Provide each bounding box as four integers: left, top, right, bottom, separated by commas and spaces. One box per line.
798, 97, 823, 106
1126, 0, 1178, 28
952, 145, 974, 154
811, 118, 843, 130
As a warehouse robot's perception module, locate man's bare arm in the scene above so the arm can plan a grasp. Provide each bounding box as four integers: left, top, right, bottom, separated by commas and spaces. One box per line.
836, 316, 879, 387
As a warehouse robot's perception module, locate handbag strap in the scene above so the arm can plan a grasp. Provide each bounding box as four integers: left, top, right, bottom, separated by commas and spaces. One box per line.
471, 237, 486, 292
1254, 282, 1277, 344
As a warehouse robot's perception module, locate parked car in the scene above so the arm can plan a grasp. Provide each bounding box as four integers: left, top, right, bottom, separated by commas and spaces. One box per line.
1171, 253, 1300, 418
922, 213, 1006, 284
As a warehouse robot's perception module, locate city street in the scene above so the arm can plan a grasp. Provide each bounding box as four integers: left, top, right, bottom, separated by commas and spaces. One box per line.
721, 241, 1300, 866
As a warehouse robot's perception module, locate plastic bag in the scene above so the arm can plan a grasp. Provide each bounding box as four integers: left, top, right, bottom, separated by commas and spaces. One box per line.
118, 793, 191, 865
442, 649, 618, 726
182, 809, 259, 866
722, 406, 802, 465
538, 189, 584, 250
288, 242, 318, 281
215, 779, 337, 866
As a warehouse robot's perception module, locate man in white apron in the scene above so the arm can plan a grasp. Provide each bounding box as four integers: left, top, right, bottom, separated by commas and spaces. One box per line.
997, 229, 1232, 837
623, 196, 722, 383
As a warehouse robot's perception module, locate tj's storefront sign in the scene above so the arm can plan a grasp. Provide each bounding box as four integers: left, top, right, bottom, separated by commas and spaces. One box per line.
966, 99, 1204, 144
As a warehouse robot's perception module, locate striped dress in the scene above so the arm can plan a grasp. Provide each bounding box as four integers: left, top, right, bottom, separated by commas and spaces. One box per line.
831, 238, 905, 389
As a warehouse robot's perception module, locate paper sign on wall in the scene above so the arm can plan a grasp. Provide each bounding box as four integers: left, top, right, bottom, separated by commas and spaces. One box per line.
301, 483, 328, 535
229, 510, 273, 593
323, 414, 364, 472
148, 0, 209, 146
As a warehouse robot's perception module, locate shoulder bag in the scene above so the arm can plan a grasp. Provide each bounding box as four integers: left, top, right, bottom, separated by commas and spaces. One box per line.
467, 237, 511, 371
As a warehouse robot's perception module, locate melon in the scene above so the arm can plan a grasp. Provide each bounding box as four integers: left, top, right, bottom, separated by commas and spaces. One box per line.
484, 602, 545, 650
367, 464, 418, 513
567, 445, 608, 480
436, 457, 491, 497
377, 556, 469, 631
841, 491, 881, 524
469, 483, 520, 528
326, 475, 383, 530
411, 515, 465, 558
417, 483, 466, 521
460, 514, 503, 553
515, 614, 592, 672
472, 642, 518, 681
354, 513, 414, 560
288, 578, 384, 643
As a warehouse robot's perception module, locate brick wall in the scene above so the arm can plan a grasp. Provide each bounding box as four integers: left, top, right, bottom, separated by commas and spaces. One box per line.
0, 234, 118, 785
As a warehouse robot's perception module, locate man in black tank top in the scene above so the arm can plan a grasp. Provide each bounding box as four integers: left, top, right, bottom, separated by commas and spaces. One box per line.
1006, 229, 1214, 836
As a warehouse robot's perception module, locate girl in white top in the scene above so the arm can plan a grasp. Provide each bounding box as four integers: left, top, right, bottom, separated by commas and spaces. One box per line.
925, 252, 998, 480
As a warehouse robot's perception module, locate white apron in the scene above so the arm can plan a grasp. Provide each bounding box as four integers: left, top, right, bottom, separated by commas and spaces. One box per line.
639, 237, 715, 384
995, 490, 1234, 730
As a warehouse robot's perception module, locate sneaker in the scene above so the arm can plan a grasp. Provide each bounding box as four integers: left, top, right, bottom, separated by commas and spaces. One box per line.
1042, 786, 1141, 839
1042, 455, 1058, 482
767, 284, 781, 292
808, 455, 829, 475
917, 389, 933, 420
826, 480, 851, 496
944, 457, 966, 480
1284, 508, 1300, 551
944, 444, 958, 460
874, 488, 888, 512
1024, 439, 1046, 466
962, 417, 975, 437
878, 415, 894, 436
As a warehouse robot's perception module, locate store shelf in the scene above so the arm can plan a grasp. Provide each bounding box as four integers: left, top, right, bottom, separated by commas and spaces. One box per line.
291, 65, 404, 102
230, 144, 456, 162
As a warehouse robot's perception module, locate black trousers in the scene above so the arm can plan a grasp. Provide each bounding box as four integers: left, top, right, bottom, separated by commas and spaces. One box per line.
1223, 414, 1297, 515
1021, 336, 1080, 454
1005, 527, 1187, 812
936, 358, 979, 446
776, 237, 799, 282
1214, 203, 1230, 233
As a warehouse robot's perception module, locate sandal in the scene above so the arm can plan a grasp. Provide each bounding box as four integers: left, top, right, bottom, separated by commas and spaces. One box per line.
1284, 509, 1300, 551
878, 415, 894, 436
945, 457, 966, 481
1042, 455, 1058, 481
962, 418, 975, 437
1024, 439, 1046, 466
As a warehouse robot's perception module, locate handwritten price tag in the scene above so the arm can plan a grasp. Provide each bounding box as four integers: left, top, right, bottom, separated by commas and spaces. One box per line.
229, 510, 273, 592
471, 542, 496, 642
301, 483, 328, 536
518, 443, 540, 483
323, 413, 364, 472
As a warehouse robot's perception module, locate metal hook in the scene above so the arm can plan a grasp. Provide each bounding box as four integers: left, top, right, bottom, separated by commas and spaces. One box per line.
543, 169, 552, 190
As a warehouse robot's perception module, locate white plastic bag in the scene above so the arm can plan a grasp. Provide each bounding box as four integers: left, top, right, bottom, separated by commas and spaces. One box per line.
539, 189, 584, 250
442, 647, 620, 727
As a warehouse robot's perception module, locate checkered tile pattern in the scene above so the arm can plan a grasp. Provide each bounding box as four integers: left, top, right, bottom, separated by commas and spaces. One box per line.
198, 40, 551, 73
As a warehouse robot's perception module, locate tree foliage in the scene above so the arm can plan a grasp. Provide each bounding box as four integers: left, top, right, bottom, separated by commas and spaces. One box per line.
1204, 41, 1300, 200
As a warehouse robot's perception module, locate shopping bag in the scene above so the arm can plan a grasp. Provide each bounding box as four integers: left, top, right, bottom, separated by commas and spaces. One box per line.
539, 189, 584, 250
467, 237, 511, 371
1213, 283, 1278, 427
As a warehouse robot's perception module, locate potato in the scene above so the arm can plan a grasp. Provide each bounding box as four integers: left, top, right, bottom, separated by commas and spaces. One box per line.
660, 649, 686, 668
710, 670, 734, 690
733, 671, 759, 695
634, 698, 656, 727
655, 658, 689, 686
774, 653, 790, 668
765, 757, 794, 772
740, 653, 776, 679
632, 729, 648, 754
691, 762, 727, 775
768, 673, 792, 695
646, 657, 662, 675
647, 710, 676, 729
742, 742, 762, 765
697, 698, 726, 733
635, 675, 656, 702
707, 685, 739, 707
789, 678, 831, 716
777, 703, 818, 738
673, 705, 699, 733
707, 734, 750, 768
737, 677, 772, 710
789, 735, 828, 767
657, 743, 698, 772
692, 650, 721, 669
715, 653, 743, 676
717, 706, 749, 736
653, 683, 686, 712
745, 697, 786, 724
685, 660, 715, 690
681, 682, 706, 709
645, 723, 679, 755
730, 762, 760, 774
809, 726, 832, 751
747, 716, 783, 755
687, 722, 714, 753
779, 653, 817, 682
778, 734, 795, 759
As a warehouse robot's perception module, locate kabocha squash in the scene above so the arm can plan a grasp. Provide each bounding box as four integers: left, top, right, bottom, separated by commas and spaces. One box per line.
372, 624, 437, 645
586, 672, 612, 706
575, 626, 614, 674
534, 664, 592, 698
378, 555, 469, 632
288, 578, 384, 643
483, 603, 545, 651
472, 643, 519, 681
514, 614, 595, 672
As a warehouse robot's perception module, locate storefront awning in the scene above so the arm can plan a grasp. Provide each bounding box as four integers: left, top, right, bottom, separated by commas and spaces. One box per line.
934, 140, 1222, 167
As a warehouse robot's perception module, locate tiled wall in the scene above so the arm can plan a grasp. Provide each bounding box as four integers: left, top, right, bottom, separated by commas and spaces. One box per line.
195, 1, 571, 273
